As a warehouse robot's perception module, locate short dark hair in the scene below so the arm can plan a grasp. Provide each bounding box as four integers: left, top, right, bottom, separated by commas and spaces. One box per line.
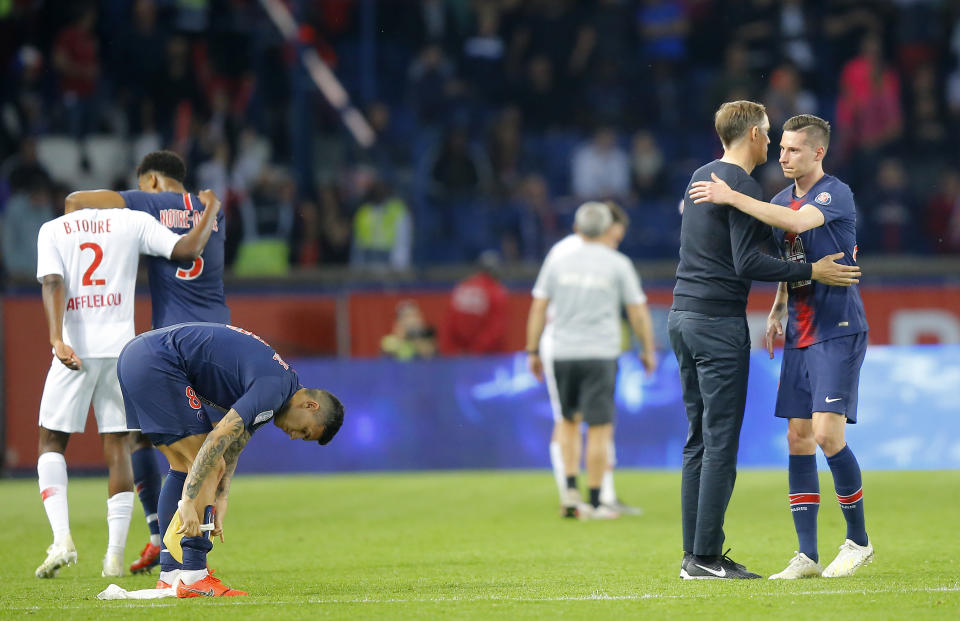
136, 150, 186, 183
605, 201, 630, 229
782, 114, 831, 149
315, 389, 344, 445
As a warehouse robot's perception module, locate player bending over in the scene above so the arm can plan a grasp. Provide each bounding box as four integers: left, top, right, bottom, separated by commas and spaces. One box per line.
117, 322, 344, 597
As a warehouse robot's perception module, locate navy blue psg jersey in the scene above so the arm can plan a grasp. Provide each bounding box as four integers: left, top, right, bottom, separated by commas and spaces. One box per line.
154, 323, 301, 434
120, 190, 229, 328
770, 174, 868, 348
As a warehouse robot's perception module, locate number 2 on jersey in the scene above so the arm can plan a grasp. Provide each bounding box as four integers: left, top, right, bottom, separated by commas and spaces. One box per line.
80, 242, 106, 286
176, 257, 204, 280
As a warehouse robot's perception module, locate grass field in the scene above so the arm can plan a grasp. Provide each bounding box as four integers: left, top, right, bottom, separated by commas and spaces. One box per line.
1, 469, 957, 620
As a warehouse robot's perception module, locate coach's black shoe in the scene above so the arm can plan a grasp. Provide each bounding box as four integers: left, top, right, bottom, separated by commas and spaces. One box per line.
679, 552, 693, 579
680, 550, 761, 580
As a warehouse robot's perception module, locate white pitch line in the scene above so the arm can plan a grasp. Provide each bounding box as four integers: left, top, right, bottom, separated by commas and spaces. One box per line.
7, 584, 959, 610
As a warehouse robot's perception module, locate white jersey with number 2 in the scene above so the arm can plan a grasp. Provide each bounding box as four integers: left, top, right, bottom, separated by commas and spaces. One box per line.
36, 208, 181, 358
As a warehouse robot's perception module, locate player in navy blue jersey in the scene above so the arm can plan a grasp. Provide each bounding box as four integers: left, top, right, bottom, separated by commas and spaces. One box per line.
117, 322, 344, 597
64, 150, 229, 575
690, 114, 873, 579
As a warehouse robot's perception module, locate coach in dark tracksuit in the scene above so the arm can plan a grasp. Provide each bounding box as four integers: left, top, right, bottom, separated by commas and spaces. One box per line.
670, 101, 861, 580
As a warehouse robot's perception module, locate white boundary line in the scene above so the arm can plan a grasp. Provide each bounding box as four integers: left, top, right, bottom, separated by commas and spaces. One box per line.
8, 584, 959, 609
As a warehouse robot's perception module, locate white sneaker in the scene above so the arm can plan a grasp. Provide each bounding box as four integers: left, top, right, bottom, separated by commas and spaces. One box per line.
578, 503, 620, 521
561, 489, 582, 518
35, 541, 78, 578
102, 553, 124, 577
769, 552, 823, 579
822, 539, 874, 577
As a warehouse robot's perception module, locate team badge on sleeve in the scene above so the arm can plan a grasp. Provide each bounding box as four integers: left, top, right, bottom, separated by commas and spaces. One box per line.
252, 410, 274, 429
815, 192, 832, 205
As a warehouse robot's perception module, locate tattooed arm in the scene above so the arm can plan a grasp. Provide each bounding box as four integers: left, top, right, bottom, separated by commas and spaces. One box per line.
209, 428, 251, 542
177, 410, 247, 537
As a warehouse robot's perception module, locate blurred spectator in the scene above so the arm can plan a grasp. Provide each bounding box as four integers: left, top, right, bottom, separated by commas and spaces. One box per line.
571, 127, 629, 201
114, 0, 167, 132
196, 139, 231, 204
1, 137, 51, 195
486, 106, 526, 198
709, 43, 759, 115
52, 3, 101, 138
408, 44, 461, 126
428, 126, 488, 202
1, 181, 53, 280
462, 4, 507, 102
351, 177, 412, 271
905, 64, 948, 159
440, 251, 508, 355
835, 33, 903, 164
863, 158, 913, 254
233, 166, 296, 276
629, 130, 666, 200
925, 169, 960, 254
381, 300, 437, 360
1, 45, 49, 146
155, 36, 203, 141
775, 0, 816, 74
355, 101, 411, 185
509, 173, 559, 261
764, 64, 818, 129
637, 0, 688, 64
516, 55, 568, 132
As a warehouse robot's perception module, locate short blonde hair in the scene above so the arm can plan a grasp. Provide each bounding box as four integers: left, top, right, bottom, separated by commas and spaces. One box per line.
714, 100, 767, 148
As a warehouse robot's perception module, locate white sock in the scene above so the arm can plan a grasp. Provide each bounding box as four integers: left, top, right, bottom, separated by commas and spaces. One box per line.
146, 513, 161, 546
600, 470, 617, 506
159, 568, 181, 586
180, 568, 208, 585
106, 492, 135, 558
549, 441, 566, 502
38, 452, 71, 546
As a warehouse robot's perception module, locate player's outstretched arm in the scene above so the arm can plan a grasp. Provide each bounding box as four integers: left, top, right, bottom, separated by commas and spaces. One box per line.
179, 410, 246, 537
765, 282, 789, 359
63, 190, 126, 214
41, 274, 82, 370
525, 297, 549, 381
169, 190, 222, 261
690, 173, 825, 234
211, 429, 251, 542
626, 302, 657, 375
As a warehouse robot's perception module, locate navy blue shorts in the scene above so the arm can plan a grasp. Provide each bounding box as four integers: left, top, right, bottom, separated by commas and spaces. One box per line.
117, 333, 213, 446
774, 332, 868, 424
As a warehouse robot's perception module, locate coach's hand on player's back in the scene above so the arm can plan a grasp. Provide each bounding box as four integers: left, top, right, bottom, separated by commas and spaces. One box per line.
53, 340, 82, 370
811, 252, 860, 286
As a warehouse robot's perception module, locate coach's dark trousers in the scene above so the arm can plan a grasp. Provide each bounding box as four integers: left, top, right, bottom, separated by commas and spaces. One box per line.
667, 310, 750, 557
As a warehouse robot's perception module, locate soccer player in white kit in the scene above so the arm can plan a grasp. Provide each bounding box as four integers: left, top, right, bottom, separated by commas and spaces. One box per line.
33, 193, 221, 579
535, 202, 656, 517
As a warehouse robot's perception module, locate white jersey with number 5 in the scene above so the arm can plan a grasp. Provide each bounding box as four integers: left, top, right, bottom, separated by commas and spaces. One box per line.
36, 208, 181, 358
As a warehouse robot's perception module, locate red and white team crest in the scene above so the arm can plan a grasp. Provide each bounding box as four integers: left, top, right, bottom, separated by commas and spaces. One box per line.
814, 192, 832, 205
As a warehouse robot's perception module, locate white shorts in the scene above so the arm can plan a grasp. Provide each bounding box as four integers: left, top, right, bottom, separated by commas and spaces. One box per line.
38, 357, 128, 434
540, 330, 563, 424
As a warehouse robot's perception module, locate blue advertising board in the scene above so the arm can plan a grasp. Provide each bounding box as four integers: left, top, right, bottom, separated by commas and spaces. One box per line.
235, 345, 960, 473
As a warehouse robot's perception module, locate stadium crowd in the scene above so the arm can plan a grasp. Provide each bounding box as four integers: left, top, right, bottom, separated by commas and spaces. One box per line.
2, 0, 960, 283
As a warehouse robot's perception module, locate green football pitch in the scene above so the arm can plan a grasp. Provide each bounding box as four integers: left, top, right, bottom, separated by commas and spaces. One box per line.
1, 470, 957, 620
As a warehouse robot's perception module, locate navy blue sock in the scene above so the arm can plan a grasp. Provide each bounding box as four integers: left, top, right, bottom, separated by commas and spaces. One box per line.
566, 476, 577, 490
788, 454, 820, 563
589, 488, 601, 508
131, 447, 162, 536
181, 536, 213, 571
158, 469, 186, 572
826, 445, 868, 546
